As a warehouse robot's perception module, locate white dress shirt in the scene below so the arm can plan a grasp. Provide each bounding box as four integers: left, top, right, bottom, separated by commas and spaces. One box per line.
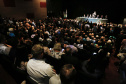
27, 59, 56, 84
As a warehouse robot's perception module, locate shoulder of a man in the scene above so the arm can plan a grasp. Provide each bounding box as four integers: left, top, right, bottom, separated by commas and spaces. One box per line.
27, 59, 56, 77
49, 74, 61, 84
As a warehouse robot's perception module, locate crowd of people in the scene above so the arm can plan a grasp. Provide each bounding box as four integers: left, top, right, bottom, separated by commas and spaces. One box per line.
0, 16, 126, 84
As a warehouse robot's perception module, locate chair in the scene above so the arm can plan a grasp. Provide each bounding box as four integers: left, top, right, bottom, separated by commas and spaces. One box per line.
0, 54, 27, 84
26, 76, 38, 84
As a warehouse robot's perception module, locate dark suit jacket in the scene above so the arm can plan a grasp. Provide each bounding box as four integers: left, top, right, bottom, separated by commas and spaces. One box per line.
61, 54, 81, 70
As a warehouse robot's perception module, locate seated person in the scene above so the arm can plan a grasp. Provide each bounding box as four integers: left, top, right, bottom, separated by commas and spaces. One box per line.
117, 39, 126, 61
50, 42, 64, 59
81, 57, 102, 84
0, 34, 12, 55
64, 41, 78, 54
42, 40, 51, 56
27, 44, 56, 84
8, 28, 15, 37
49, 64, 77, 84
61, 47, 81, 70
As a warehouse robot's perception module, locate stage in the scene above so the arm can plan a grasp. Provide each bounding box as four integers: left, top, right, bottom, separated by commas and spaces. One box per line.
76, 17, 108, 24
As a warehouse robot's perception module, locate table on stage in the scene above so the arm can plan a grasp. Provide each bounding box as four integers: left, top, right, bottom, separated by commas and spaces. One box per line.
76, 17, 108, 24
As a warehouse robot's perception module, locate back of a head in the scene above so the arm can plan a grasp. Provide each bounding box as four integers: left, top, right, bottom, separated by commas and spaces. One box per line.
121, 39, 126, 45
65, 47, 72, 56
9, 28, 14, 32
44, 33, 49, 39
53, 42, 61, 51
32, 44, 44, 59
60, 64, 76, 84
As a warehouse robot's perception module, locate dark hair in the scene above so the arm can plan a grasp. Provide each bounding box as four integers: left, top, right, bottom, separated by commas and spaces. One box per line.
60, 64, 76, 84
44, 33, 49, 39
65, 47, 72, 56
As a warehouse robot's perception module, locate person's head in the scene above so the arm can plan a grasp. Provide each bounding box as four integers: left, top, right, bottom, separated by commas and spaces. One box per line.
107, 39, 112, 44
64, 41, 69, 48
53, 42, 62, 51
60, 64, 76, 84
32, 44, 44, 59
44, 33, 49, 39
121, 39, 126, 45
95, 44, 99, 48
65, 47, 72, 56
9, 28, 14, 33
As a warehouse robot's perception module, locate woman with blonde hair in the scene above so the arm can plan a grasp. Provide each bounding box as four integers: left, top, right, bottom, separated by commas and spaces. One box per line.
50, 42, 64, 59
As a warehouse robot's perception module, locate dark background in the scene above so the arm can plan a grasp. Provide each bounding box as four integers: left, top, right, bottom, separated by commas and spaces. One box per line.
47, 0, 125, 24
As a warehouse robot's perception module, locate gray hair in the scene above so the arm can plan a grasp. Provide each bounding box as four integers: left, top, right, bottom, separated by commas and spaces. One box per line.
32, 44, 44, 58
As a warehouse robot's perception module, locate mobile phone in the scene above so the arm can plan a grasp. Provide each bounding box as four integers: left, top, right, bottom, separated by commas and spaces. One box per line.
62, 49, 64, 52
93, 52, 97, 55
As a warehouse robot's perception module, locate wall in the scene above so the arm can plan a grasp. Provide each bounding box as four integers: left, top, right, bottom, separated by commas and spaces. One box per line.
46, 0, 63, 17
0, 0, 47, 20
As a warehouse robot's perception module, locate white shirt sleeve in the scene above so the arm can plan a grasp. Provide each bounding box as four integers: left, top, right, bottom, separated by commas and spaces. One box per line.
49, 75, 61, 84
46, 66, 56, 78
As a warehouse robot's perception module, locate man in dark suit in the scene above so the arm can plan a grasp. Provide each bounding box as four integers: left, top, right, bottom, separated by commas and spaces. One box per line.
61, 47, 81, 70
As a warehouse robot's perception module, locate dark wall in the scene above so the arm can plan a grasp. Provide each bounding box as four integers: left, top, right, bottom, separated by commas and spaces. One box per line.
0, 0, 47, 20
47, 0, 63, 17
65, 0, 125, 24
47, 0, 125, 24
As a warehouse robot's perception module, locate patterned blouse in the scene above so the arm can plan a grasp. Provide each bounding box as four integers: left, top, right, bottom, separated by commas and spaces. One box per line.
50, 49, 64, 59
